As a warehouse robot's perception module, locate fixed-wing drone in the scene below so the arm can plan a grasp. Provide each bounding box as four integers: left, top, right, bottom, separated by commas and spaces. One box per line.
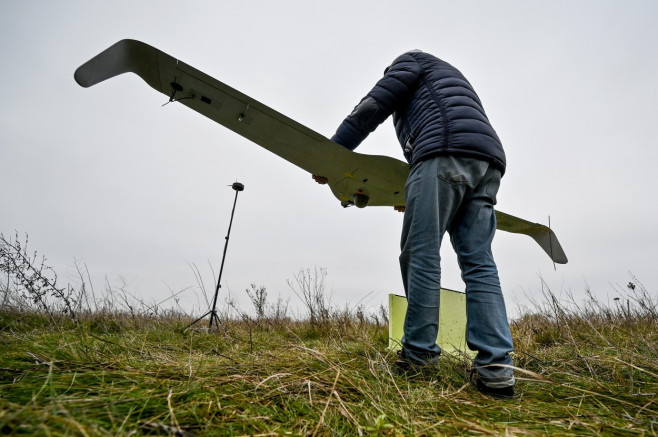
75, 39, 567, 265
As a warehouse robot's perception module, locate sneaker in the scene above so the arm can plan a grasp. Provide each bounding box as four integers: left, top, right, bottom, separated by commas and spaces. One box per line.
470, 369, 515, 399
394, 349, 439, 378
393, 350, 416, 372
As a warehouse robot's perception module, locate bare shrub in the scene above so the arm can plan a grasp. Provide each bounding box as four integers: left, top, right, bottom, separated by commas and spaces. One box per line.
242, 283, 290, 325
246, 283, 267, 320
378, 303, 389, 325
268, 294, 290, 322
615, 275, 657, 322
287, 267, 331, 327
0, 232, 77, 320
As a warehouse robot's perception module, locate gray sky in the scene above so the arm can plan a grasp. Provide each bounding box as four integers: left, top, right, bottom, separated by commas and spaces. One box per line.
1, 0, 657, 317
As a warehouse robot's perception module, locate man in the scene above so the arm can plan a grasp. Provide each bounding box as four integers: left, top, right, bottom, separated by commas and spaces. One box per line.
321, 50, 515, 398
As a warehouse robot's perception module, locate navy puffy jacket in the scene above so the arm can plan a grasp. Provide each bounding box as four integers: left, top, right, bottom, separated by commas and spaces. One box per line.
331, 51, 506, 174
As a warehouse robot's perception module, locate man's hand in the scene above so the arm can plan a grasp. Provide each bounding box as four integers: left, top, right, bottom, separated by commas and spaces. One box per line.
312, 175, 404, 212
312, 175, 328, 184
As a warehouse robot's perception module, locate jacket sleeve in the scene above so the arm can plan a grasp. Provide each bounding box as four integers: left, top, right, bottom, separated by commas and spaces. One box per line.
331, 53, 421, 150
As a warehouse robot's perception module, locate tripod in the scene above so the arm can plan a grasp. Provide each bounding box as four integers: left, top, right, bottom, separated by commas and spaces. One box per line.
186, 182, 244, 330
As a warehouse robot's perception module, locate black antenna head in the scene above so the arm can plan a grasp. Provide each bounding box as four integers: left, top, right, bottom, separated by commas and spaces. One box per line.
231, 182, 245, 191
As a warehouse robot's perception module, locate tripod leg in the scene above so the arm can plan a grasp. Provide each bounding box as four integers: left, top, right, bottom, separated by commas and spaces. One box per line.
185, 310, 212, 330
209, 310, 223, 329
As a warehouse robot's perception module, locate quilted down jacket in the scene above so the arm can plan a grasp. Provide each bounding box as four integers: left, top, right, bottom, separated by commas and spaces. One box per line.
331, 51, 506, 174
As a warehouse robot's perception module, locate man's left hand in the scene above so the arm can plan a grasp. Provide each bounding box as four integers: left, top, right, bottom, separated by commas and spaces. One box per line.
312, 175, 328, 184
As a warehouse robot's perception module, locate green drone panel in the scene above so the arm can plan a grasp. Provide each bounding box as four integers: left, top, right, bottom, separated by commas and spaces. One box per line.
388, 291, 476, 356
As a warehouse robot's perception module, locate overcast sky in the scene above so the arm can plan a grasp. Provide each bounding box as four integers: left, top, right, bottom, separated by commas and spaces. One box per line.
1, 1, 657, 318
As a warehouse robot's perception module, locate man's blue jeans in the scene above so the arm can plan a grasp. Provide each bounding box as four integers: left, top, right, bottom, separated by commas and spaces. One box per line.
399, 155, 514, 387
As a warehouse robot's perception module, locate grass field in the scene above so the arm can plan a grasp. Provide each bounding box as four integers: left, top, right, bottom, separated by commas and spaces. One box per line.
1, 235, 657, 435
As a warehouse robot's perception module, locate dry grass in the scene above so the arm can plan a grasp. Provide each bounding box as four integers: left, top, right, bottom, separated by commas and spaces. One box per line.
0, 235, 656, 435
1, 286, 657, 436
